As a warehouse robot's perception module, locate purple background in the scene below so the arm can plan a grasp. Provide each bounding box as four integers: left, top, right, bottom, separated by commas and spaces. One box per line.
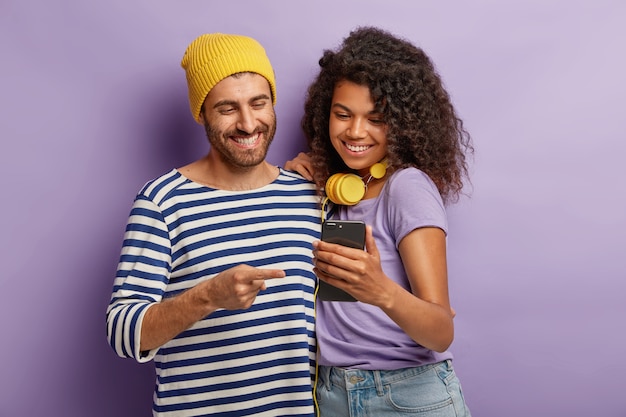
1, 1, 625, 416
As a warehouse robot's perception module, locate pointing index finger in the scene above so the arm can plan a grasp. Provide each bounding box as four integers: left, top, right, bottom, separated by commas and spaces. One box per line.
255, 269, 286, 281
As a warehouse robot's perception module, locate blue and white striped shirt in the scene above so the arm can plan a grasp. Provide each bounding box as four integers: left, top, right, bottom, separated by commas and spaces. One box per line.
107, 168, 321, 416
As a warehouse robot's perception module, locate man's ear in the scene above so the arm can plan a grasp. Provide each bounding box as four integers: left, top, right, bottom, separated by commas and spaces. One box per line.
198, 104, 207, 124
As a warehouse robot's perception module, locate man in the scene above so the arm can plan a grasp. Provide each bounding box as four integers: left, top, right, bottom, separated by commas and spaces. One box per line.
106, 33, 320, 416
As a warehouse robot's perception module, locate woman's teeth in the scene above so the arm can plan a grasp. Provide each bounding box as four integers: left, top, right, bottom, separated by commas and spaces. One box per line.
345, 143, 371, 152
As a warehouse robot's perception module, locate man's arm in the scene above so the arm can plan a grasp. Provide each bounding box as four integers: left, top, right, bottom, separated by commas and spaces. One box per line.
139, 265, 286, 351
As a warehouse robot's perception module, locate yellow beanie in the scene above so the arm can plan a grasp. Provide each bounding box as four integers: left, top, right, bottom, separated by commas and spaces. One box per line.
181, 33, 277, 124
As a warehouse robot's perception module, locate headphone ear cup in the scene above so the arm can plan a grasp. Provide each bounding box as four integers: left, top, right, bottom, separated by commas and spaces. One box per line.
369, 161, 387, 179
325, 173, 365, 205
325, 174, 341, 203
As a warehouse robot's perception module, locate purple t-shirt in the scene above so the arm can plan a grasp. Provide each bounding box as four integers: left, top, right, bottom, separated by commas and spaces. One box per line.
317, 168, 454, 370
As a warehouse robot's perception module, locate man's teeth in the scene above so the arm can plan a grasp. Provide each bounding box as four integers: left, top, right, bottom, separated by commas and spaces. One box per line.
234, 135, 258, 145
345, 143, 371, 152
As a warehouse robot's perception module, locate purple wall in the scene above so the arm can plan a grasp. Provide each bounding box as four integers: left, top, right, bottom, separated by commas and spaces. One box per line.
1, 1, 624, 416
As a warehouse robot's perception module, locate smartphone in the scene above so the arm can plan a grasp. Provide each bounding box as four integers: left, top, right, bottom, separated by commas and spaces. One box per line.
318, 220, 366, 302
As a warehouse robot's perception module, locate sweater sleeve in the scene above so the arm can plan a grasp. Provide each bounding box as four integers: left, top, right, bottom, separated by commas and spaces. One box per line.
106, 195, 171, 362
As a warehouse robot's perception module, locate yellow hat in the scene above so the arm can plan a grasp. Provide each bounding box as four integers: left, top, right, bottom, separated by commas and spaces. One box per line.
181, 33, 277, 124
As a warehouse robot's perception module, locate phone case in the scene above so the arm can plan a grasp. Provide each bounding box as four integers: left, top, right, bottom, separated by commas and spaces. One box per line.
318, 220, 365, 302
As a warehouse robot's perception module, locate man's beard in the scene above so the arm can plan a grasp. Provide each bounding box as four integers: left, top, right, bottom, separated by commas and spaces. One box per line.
203, 115, 277, 169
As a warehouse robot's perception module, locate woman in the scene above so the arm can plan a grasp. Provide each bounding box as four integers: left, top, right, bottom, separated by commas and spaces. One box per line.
291, 26, 473, 416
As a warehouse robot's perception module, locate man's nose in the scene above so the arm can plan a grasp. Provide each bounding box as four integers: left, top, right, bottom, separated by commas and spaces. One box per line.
236, 107, 256, 133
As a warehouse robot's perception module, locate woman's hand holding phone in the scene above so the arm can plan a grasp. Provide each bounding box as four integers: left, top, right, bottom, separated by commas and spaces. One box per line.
315, 222, 397, 307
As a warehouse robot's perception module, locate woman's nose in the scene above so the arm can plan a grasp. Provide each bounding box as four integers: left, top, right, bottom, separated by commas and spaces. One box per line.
347, 118, 367, 139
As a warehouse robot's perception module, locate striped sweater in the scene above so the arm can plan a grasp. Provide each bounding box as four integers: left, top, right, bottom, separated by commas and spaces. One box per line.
106, 168, 321, 416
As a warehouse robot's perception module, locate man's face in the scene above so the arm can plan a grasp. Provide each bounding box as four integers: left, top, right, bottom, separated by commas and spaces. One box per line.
200, 73, 276, 169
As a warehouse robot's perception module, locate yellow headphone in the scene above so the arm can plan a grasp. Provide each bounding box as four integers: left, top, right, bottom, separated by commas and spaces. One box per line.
324, 159, 388, 206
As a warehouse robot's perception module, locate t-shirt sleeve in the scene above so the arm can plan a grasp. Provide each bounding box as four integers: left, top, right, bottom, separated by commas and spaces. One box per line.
386, 169, 447, 248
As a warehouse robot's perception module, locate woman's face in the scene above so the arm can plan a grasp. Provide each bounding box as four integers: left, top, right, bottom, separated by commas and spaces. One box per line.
329, 80, 388, 176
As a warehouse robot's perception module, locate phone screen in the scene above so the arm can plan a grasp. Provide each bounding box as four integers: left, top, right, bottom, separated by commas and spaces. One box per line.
318, 220, 365, 302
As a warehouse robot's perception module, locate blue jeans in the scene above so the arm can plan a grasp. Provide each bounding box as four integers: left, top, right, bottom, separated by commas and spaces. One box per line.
316, 361, 471, 417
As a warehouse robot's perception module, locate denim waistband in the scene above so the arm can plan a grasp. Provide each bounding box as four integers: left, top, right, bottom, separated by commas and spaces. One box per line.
318, 360, 452, 395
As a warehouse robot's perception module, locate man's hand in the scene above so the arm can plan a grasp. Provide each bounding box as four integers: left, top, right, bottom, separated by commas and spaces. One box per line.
204, 264, 286, 310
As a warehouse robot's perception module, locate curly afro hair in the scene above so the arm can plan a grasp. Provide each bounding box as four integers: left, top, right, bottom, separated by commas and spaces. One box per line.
301, 26, 473, 204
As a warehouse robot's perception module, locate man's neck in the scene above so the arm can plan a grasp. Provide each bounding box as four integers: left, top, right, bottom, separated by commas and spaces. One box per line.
178, 156, 279, 191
